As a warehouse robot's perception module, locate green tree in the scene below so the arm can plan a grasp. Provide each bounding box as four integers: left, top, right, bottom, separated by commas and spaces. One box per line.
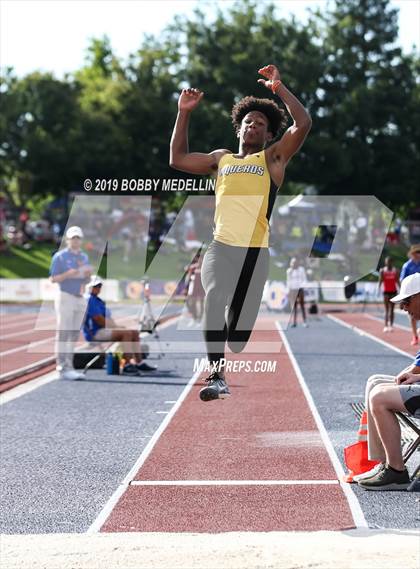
307, 0, 420, 208
0, 69, 83, 205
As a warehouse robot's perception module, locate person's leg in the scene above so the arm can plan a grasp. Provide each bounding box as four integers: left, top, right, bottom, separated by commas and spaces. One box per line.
58, 292, 82, 372
369, 384, 407, 470
298, 289, 307, 324
409, 315, 418, 344
68, 296, 88, 369
226, 247, 269, 354
291, 291, 298, 326
197, 297, 204, 321
110, 329, 142, 363
383, 296, 389, 329
389, 299, 395, 328
365, 374, 395, 461
54, 290, 72, 372
359, 384, 411, 489
199, 242, 246, 401
201, 241, 236, 372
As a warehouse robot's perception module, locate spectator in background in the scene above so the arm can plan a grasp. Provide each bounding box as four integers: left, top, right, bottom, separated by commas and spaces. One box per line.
400, 244, 420, 345
287, 257, 308, 328
185, 253, 205, 324
50, 226, 92, 380
357, 273, 420, 491
83, 276, 157, 376
379, 256, 400, 332
18, 209, 30, 238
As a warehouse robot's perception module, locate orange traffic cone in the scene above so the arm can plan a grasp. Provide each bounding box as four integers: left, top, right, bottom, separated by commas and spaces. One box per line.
343, 410, 380, 483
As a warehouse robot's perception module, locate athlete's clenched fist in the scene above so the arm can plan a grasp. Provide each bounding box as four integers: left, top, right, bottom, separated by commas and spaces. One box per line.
178, 88, 204, 112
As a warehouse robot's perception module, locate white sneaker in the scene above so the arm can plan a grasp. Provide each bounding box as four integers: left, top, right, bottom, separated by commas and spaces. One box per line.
353, 463, 384, 482
383, 326, 389, 332
303, 322, 309, 328
60, 369, 85, 380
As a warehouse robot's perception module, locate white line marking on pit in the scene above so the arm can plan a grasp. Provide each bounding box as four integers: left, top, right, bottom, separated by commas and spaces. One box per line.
327, 314, 413, 359
0, 371, 58, 406
130, 479, 339, 486
164, 400, 176, 404
87, 366, 201, 534
275, 321, 368, 530
155, 411, 169, 414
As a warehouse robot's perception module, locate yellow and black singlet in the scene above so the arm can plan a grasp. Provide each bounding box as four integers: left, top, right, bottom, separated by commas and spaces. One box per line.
213, 151, 278, 248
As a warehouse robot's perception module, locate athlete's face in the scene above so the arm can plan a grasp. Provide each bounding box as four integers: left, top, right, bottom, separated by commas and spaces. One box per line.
239, 111, 272, 145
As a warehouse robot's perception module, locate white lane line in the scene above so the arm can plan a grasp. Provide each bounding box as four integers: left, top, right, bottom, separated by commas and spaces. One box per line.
0, 312, 48, 323
0, 328, 53, 341
327, 314, 413, 359
87, 367, 201, 534
0, 371, 58, 405
363, 312, 411, 332
275, 321, 368, 529
0, 315, 138, 355
0, 356, 55, 382
0, 337, 54, 357
130, 479, 339, 486
0, 310, 147, 338
0, 315, 56, 332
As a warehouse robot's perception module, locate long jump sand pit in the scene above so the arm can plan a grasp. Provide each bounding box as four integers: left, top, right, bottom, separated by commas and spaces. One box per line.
1, 529, 418, 569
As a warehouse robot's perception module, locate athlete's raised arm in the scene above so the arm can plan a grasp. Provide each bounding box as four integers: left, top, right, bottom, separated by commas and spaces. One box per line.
170, 88, 229, 175
258, 65, 312, 166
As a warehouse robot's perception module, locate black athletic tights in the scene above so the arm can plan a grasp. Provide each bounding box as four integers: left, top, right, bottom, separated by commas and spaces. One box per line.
201, 240, 269, 365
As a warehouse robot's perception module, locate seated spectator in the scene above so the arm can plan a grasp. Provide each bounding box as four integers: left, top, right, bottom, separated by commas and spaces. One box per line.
83, 276, 157, 376
400, 244, 420, 345
357, 273, 420, 490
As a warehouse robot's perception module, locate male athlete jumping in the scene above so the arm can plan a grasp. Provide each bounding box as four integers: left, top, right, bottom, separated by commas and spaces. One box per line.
170, 64, 311, 401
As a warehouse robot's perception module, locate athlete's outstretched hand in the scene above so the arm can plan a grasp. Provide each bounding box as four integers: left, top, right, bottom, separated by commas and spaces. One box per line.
257, 64, 281, 89
178, 88, 204, 112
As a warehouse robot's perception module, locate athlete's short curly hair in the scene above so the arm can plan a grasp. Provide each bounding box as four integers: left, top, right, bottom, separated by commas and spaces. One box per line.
231, 96, 288, 138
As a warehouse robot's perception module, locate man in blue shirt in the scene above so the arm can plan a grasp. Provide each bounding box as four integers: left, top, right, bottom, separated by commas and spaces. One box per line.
400, 244, 420, 345
357, 273, 420, 490
50, 226, 92, 380
84, 276, 157, 376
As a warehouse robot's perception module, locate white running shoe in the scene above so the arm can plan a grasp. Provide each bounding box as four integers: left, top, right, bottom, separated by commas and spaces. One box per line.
60, 369, 86, 380
383, 326, 389, 332
353, 463, 384, 482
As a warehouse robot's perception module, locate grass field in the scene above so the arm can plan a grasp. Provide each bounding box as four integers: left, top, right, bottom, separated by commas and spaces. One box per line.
0, 242, 194, 281
0, 241, 409, 281
0, 244, 55, 278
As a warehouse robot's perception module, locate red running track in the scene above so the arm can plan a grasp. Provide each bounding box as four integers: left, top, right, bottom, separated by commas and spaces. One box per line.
0, 313, 56, 378
0, 311, 139, 386
101, 320, 355, 533
328, 312, 418, 357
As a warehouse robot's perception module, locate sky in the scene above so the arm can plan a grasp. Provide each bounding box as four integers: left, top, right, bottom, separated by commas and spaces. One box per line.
1, 0, 419, 77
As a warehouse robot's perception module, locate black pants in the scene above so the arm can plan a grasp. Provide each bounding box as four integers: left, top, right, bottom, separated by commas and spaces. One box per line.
201, 240, 269, 365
